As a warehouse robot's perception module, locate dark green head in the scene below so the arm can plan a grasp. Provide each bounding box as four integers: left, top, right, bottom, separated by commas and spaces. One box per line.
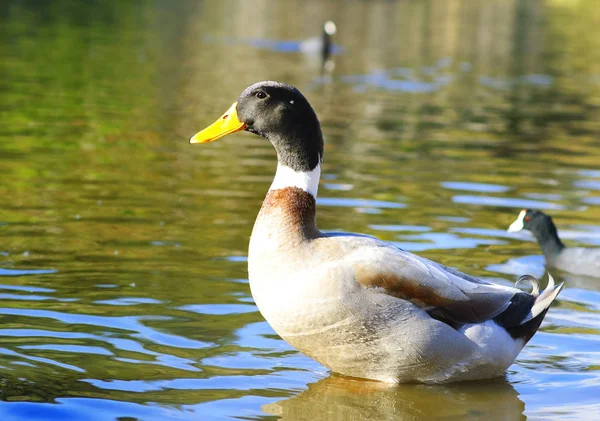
191, 81, 324, 172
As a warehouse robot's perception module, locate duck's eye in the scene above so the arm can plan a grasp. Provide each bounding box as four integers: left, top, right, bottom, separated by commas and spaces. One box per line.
255, 91, 267, 99
525, 216, 531, 221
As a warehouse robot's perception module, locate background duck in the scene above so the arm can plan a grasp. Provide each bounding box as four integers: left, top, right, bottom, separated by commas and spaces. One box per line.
299, 20, 337, 65
204, 21, 339, 72
190, 81, 563, 384
508, 209, 600, 278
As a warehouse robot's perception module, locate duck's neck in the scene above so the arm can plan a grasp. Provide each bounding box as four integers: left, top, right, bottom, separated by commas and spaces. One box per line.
252, 164, 321, 247
269, 163, 321, 198
531, 221, 565, 259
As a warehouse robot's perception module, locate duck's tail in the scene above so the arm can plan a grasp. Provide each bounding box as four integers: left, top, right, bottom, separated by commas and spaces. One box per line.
494, 274, 564, 344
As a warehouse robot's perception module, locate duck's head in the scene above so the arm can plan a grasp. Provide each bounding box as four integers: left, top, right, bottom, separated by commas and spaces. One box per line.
508, 209, 565, 254
190, 81, 323, 173
323, 21, 337, 37
508, 208, 560, 235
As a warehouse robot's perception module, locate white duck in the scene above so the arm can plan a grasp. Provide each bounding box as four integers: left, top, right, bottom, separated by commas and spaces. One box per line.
190, 81, 563, 383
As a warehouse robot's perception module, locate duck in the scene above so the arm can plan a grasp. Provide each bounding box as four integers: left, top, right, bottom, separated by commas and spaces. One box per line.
299, 20, 337, 63
508, 209, 600, 278
189, 81, 563, 384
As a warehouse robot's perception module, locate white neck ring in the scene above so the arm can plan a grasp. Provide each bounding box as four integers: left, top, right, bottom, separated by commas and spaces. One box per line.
269, 164, 321, 198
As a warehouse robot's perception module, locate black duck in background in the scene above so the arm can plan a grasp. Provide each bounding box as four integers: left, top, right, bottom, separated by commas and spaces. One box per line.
508, 209, 600, 278
299, 20, 337, 62
299, 21, 337, 73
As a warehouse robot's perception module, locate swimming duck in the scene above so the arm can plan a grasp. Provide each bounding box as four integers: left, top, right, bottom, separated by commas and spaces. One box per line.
190, 81, 563, 383
508, 209, 600, 278
299, 20, 337, 63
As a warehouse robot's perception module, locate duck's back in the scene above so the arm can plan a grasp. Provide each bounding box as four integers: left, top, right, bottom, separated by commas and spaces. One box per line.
553, 247, 600, 277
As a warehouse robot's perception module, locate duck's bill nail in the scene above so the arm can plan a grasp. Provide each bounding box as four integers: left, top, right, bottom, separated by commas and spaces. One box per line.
507, 209, 527, 232
190, 102, 246, 144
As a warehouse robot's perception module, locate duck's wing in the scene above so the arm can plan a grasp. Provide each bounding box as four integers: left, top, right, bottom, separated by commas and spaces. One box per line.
340, 240, 521, 325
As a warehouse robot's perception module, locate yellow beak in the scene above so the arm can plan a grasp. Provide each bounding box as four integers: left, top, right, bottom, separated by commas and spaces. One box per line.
189, 102, 246, 144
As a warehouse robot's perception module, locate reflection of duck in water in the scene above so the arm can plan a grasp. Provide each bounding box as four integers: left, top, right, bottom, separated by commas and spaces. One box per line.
190, 81, 563, 383
509, 209, 600, 278
263, 375, 525, 420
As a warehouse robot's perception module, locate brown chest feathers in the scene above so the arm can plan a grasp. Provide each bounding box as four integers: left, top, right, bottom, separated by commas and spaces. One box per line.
256, 187, 321, 241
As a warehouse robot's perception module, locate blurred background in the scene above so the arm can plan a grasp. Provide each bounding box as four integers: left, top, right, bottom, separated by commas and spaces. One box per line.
1, 0, 600, 420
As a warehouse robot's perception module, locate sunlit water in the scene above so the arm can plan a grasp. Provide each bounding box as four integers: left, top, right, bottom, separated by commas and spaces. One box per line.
1, 1, 600, 420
